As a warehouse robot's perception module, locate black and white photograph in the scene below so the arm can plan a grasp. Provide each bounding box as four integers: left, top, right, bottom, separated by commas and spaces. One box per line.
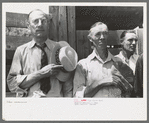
2, 2, 147, 121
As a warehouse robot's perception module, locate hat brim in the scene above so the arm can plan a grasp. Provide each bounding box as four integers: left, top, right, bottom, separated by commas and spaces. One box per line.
51, 41, 72, 82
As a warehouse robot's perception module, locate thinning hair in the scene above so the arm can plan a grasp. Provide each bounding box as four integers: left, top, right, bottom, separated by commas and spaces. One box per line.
88, 22, 108, 40
120, 30, 136, 42
27, 9, 52, 23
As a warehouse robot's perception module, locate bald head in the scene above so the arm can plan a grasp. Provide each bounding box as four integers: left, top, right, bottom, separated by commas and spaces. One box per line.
27, 9, 51, 41
28, 9, 47, 23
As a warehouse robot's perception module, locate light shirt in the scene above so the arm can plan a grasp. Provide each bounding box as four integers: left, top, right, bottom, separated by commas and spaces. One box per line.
73, 49, 121, 98
7, 39, 73, 97
115, 51, 139, 74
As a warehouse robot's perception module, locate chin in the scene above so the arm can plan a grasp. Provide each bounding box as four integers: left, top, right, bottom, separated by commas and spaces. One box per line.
36, 34, 47, 38
129, 50, 135, 54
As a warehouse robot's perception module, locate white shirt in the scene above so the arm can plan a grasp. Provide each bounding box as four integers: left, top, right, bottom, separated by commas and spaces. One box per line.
115, 51, 139, 74
73, 49, 121, 98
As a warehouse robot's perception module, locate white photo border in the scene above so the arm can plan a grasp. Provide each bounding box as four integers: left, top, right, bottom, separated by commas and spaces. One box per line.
2, 2, 147, 121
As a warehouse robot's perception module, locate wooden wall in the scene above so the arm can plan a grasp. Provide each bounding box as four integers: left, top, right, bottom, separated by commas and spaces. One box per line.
6, 12, 32, 92
48, 6, 143, 59
48, 6, 76, 50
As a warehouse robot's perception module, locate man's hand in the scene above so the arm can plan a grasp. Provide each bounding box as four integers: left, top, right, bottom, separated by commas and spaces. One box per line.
111, 65, 133, 96
39, 64, 63, 78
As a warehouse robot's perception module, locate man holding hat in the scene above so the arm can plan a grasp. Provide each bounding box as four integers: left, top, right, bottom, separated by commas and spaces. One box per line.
73, 22, 133, 98
7, 9, 77, 97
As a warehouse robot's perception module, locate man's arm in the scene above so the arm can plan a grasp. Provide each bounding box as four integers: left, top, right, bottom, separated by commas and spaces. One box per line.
84, 80, 101, 97
19, 64, 62, 89
7, 48, 61, 93
73, 61, 87, 98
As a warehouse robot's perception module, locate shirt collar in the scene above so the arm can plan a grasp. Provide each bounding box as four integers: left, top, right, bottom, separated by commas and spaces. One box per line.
29, 39, 36, 49
29, 38, 53, 50
119, 51, 138, 62
88, 48, 114, 63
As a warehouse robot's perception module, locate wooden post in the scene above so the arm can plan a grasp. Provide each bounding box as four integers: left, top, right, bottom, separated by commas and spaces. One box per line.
58, 6, 67, 41
76, 30, 92, 60
137, 29, 143, 55
6, 12, 28, 28
49, 6, 59, 41
67, 6, 76, 50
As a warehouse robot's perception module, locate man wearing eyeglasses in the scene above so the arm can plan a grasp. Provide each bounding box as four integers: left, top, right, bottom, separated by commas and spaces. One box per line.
73, 22, 133, 98
7, 9, 73, 97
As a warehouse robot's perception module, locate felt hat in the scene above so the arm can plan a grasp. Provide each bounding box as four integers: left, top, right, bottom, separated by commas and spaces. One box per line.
51, 41, 78, 82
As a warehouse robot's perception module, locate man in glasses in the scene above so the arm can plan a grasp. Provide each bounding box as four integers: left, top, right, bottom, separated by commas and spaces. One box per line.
7, 9, 73, 97
73, 22, 133, 98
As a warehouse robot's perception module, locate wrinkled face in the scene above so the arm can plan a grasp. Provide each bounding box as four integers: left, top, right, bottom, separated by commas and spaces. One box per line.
90, 24, 108, 49
28, 10, 48, 38
122, 33, 138, 53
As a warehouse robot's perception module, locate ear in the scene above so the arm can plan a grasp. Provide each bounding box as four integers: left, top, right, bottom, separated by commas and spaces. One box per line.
87, 35, 93, 42
120, 39, 124, 45
26, 21, 31, 34
26, 21, 30, 29
46, 13, 53, 24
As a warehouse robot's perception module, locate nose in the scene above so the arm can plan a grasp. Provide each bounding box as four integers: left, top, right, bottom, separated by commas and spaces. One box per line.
100, 33, 104, 39
132, 40, 136, 45
37, 20, 42, 26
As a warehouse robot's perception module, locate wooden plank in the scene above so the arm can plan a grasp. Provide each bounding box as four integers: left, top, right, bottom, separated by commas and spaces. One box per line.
137, 29, 143, 55
6, 50, 15, 60
49, 6, 59, 41
76, 30, 92, 60
6, 65, 11, 92
76, 30, 123, 59
6, 12, 28, 28
67, 6, 76, 50
107, 30, 123, 55
58, 6, 67, 41
6, 35, 32, 50
108, 30, 120, 45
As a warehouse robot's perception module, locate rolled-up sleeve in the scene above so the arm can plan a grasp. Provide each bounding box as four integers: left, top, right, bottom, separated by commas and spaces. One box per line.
7, 48, 28, 95
73, 61, 87, 98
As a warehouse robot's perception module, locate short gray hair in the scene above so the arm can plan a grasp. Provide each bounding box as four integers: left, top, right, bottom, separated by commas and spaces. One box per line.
88, 22, 108, 40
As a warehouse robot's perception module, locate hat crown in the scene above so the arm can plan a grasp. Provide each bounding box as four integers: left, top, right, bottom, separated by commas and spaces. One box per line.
59, 46, 78, 71
51, 41, 78, 82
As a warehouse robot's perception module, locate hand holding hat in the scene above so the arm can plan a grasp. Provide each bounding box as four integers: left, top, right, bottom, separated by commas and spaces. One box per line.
111, 62, 133, 96
39, 64, 63, 78
51, 41, 78, 82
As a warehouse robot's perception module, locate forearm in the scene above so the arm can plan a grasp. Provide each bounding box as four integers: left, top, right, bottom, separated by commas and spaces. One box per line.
84, 81, 100, 97
19, 70, 45, 89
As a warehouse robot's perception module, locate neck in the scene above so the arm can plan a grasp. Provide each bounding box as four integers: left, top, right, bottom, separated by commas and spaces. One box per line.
122, 49, 133, 59
95, 47, 108, 61
34, 36, 47, 46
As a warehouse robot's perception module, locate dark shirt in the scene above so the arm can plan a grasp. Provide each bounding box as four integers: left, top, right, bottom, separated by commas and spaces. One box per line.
134, 54, 143, 97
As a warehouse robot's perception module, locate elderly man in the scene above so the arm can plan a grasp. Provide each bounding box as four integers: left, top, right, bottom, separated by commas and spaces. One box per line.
7, 9, 73, 97
73, 22, 133, 98
115, 30, 139, 74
